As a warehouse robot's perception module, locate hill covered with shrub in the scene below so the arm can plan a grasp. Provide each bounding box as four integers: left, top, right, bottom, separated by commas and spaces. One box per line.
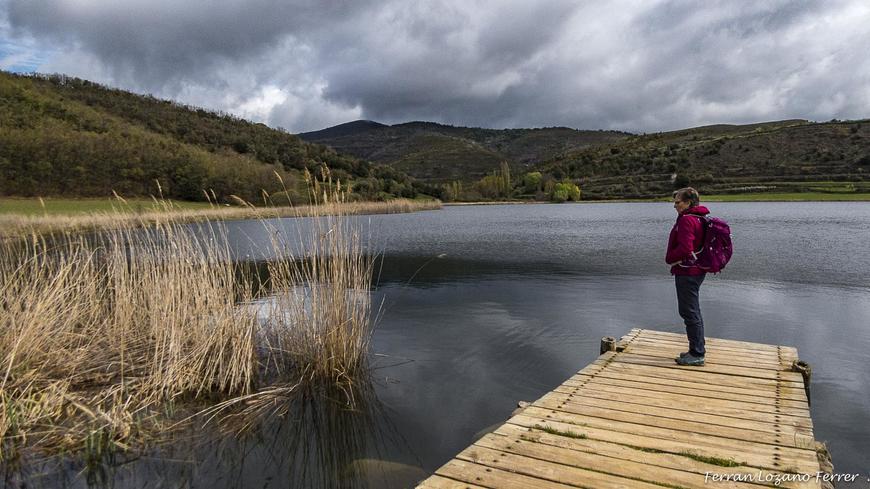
537, 119, 870, 199
0, 71, 428, 203
299, 120, 629, 183
4, 70, 868, 203
305, 117, 870, 200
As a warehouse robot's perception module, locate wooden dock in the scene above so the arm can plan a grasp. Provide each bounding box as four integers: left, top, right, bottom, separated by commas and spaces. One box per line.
417, 328, 827, 489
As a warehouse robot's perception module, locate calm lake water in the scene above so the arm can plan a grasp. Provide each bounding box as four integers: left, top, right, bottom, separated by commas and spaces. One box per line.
24, 202, 870, 487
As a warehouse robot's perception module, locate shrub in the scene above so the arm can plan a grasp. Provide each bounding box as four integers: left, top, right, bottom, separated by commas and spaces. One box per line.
551, 182, 581, 202
523, 171, 542, 192
673, 174, 691, 189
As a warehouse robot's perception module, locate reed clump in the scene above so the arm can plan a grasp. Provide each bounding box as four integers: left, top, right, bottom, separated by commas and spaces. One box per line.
0, 170, 394, 468
1, 219, 259, 465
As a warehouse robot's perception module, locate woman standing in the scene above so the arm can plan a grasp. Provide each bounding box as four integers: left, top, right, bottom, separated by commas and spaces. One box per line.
666, 187, 709, 366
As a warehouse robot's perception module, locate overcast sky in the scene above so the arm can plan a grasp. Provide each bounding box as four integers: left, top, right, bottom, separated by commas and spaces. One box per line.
2, 0, 869, 133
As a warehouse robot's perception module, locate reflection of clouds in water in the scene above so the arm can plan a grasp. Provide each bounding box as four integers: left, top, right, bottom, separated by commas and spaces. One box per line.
250, 284, 370, 326
372, 268, 870, 475
24, 203, 868, 486
220, 203, 870, 288
20, 380, 421, 488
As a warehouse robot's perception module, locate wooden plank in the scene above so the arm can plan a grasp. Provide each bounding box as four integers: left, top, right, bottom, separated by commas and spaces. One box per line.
635, 328, 783, 346
583, 359, 807, 391
456, 444, 668, 489
625, 344, 789, 367
611, 351, 804, 383
541, 390, 813, 438
611, 352, 805, 383
572, 365, 808, 402
627, 337, 792, 359
565, 375, 810, 409
635, 330, 798, 356
566, 364, 807, 405
558, 381, 811, 419
618, 330, 644, 345
627, 335, 795, 357
533, 393, 816, 449
507, 415, 819, 475
552, 385, 813, 430
634, 333, 798, 358
416, 475, 488, 489
557, 380, 812, 418
434, 458, 570, 489
477, 431, 791, 489
625, 341, 797, 366
520, 406, 818, 467
513, 410, 819, 472
631, 331, 786, 349
475, 432, 764, 489
493, 424, 820, 489
550, 387, 813, 437
635, 328, 784, 346
623, 344, 789, 369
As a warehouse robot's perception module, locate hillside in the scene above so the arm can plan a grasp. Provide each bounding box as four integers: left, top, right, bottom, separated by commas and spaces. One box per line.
537, 119, 870, 199
299, 120, 629, 183
0, 72, 424, 203
4, 70, 868, 203
303, 117, 870, 200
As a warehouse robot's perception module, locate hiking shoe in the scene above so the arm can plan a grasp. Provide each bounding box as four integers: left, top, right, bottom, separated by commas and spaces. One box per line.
675, 354, 705, 366
675, 351, 690, 360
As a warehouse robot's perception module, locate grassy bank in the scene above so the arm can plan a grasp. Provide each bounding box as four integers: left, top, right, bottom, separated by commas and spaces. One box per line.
0, 197, 212, 215
0, 198, 441, 238
442, 192, 870, 205
702, 192, 870, 202
618, 192, 870, 203
0, 181, 400, 471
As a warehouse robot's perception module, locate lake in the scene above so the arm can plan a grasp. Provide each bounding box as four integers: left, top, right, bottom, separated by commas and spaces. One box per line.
23, 202, 870, 487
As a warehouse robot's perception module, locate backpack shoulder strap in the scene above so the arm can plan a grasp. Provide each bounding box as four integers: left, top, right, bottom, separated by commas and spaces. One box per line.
683, 214, 708, 259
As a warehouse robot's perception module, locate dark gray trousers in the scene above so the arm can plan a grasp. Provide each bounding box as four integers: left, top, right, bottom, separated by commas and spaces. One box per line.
675, 274, 706, 357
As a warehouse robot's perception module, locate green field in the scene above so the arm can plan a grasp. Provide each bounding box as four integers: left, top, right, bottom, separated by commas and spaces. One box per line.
702, 192, 870, 202
580, 192, 870, 203
0, 198, 213, 215
3, 193, 868, 216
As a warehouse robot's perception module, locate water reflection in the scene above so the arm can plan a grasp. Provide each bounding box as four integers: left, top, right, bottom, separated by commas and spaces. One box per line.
7, 203, 870, 486
11, 379, 420, 489
193, 382, 421, 489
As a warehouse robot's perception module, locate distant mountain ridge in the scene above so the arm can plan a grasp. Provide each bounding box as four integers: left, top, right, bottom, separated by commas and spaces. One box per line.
302, 117, 870, 199
301, 120, 388, 140
299, 120, 629, 182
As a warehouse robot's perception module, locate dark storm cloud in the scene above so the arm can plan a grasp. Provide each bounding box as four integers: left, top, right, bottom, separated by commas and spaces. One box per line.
5, 0, 378, 89
3, 0, 869, 132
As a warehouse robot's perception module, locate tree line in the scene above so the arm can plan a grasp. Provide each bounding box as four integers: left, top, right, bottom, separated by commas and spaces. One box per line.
439, 161, 581, 202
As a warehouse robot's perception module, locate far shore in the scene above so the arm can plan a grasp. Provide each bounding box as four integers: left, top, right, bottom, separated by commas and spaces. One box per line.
0, 198, 442, 238
444, 192, 870, 205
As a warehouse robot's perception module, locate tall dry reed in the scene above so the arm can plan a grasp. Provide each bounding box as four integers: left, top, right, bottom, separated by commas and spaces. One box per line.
261, 174, 376, 388
0, 219, 259, 465
1, 173, 407, 467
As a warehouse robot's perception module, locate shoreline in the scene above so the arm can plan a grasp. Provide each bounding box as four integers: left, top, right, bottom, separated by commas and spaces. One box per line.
0, 198, 443, 238
444, 194, 870, 205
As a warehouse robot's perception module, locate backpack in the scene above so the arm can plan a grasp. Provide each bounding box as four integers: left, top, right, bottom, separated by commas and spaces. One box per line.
687, 215, 733, 273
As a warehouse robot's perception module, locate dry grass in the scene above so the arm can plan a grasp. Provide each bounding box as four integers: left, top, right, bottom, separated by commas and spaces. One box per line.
0, 219, 259, 465
0, 196, 441, 239
0, 171, 411, 469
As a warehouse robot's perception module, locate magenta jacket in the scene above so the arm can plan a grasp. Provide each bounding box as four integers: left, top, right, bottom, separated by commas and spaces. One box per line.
666, 205, 710, 276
